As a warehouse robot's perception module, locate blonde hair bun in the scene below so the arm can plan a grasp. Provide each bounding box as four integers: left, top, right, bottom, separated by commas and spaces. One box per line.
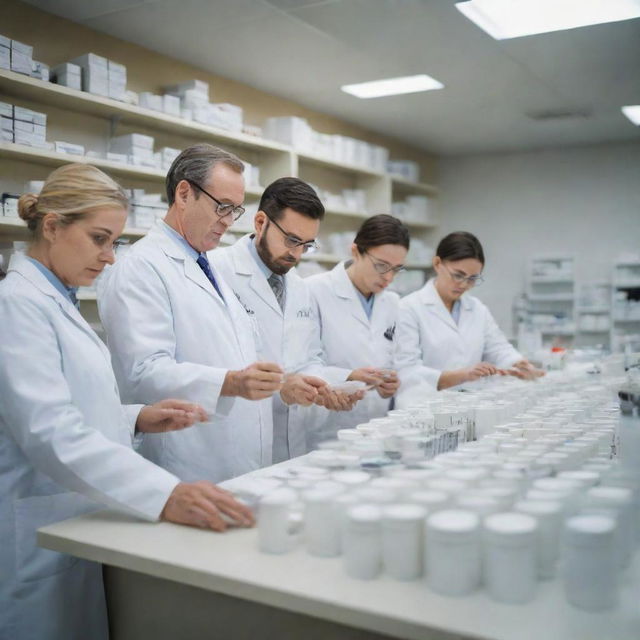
18, 193, 40, 230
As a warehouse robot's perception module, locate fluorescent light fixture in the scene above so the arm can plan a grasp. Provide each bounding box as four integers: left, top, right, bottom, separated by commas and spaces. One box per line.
456, 0, 640, 40
622, 105, 640, 125
341, 74, 444, 99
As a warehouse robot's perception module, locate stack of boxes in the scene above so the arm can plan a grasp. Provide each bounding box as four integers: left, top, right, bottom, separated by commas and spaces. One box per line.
387, 160, 420, 183
392, 195, 434, 224
0, 101, 47, 147
155, 146, 181, 171
164, 80, 244, 133
0, 35, 49, 80
139, 92, 181, 117
50, 63, 82, 90
57, 53, 127, 101
110, 133, 155, 168
264, 116, 389, 172
126, 189, 166, 229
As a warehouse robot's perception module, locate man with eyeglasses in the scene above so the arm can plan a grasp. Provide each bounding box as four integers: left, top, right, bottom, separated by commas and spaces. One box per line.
98, 144, 284, 484
212, 177, 366, 463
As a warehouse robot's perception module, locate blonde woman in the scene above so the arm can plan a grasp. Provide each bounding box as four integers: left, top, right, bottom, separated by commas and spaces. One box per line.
0, 164, 253, 640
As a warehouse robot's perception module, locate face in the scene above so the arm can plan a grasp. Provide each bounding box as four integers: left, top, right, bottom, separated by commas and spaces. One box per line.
351, 243, 408, 295
45, 206, 128, 287
177, 163, 245, 253
433, 256, 484, 301
254, 208, 320, 276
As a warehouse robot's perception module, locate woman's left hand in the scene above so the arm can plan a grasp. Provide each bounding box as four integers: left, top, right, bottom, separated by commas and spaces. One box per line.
377, 370, 400, 399
136, 399, 208, 433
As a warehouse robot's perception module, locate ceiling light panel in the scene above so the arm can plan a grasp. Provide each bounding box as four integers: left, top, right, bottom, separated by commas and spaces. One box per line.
341, 74, 444, 99
455, 0, 640, 40
622, 105, 640, 125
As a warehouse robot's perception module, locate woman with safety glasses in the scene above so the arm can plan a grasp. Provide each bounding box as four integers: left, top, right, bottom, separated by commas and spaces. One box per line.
396, 231, 541, 393
306, 214, 409, 440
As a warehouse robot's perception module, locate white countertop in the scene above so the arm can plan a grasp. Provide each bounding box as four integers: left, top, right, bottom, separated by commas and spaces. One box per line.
39, 503, 640, 640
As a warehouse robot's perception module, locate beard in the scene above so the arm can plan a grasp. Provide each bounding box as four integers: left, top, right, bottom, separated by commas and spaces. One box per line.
257, 227, 299, 275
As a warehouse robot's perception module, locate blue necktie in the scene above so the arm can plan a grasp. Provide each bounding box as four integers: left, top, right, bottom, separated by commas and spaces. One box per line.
196, 254, 225, 301
68, 288, 80, 310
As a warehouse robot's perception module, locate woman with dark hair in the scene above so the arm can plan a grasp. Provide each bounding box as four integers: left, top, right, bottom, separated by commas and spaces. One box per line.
396, 231, 541, 392
306, 214, 409, 440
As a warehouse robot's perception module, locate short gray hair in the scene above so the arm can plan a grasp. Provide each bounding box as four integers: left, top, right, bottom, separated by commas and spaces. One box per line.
165, 144, 244, 205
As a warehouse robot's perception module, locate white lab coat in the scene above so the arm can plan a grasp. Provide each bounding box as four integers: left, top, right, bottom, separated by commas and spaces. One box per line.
395, 278, 522, 393
306, 261, 400, 445
211, 234, 341, 462
98, 221, 273, 482
0, 254, 179, 640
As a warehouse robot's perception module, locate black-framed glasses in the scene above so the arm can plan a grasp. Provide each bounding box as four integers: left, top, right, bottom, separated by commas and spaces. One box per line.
265, 214, 318, 254
188, 180, 245, 221
365, 250, 406, 275
444, 264, 484, 287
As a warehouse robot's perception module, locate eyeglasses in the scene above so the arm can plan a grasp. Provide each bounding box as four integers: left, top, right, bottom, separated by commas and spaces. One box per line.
265, 214, 318, 254
188, 180, 245, 221
444, 264, 484, 287
365, 250, 406, 275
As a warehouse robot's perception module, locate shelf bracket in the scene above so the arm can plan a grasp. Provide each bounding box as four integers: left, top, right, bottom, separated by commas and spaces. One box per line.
108, 115, 122, 140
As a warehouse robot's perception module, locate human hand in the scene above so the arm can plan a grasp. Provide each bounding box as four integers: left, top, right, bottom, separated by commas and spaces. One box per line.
161, 481, 254, 531
348, 366, 385, 388
280, 374, 327, 406
376, 370, 400, 399
508, 360, 546, 379
461, 362, 499, 382
315, 387, 365, 411
136, 399, 208, 433
222, 361, 284, 400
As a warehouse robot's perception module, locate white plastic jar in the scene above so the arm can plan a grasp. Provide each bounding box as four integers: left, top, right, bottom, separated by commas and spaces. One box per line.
562, 514, 618, 611
381, 504, 427, 580
258, 488, 298, 554
483, 512, 538, 604
426, 510, 481, 596
343, 505, 382, 580
514, 499, 563, 579
303, 486, 345, 557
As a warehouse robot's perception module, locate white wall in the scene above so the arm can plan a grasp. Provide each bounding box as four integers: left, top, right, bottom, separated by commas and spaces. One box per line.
436, 142, 640, 337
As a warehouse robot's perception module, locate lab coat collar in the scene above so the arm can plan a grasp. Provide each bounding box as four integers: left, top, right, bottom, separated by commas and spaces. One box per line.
419, 278, 471, 332
8, 253, 109, 353
228, 234, 282, 316
149, 221, 226, 307
330, 261, 370, 328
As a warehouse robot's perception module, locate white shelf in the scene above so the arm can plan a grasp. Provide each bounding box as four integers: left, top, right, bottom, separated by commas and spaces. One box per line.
0, 69, 290, 155
613, 317, 640, 323
613, 281, 640, 288
539, 328, 575, 335
297, 150, 385, 178
528, 294, 575, 302
530, 277, 574, 284
614, 260, 640, 267
576, 307, 610, 314
579, 328, 610, 333
390, 176, 439, 196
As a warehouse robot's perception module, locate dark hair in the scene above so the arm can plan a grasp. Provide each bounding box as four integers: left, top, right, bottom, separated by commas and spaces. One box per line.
436, 231, 485, 265
258, 177, 324, 222
354, 214, 410, 253
165, 144, 244, 205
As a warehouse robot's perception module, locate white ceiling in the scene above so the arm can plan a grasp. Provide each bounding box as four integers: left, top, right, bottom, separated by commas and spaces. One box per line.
23, 0, 640, 155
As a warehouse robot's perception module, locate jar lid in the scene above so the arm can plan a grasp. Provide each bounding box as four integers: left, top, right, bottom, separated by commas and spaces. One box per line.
586, 486, 633, 507
427, 478, 467, 494
302, 485, 344, 503
456, 494, 500, 516
347, 505, 382, 529
336, 428, 362, 441
557, 470, 600, 486
382, 504, 427, 526
260, 487, 297, 506
354, 487, 396, 504
445, 468, 488, 483
407, 489, 449, 508
532, 477, 581, 493
514, 499, 563, 517
331, 470, 370, 486
484, 512, 537, 545
427, 509, 480, 541
564, 514, 616, 547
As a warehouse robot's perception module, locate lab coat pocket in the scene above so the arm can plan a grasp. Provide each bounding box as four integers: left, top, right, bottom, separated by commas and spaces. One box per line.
14, 492, 96, 583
